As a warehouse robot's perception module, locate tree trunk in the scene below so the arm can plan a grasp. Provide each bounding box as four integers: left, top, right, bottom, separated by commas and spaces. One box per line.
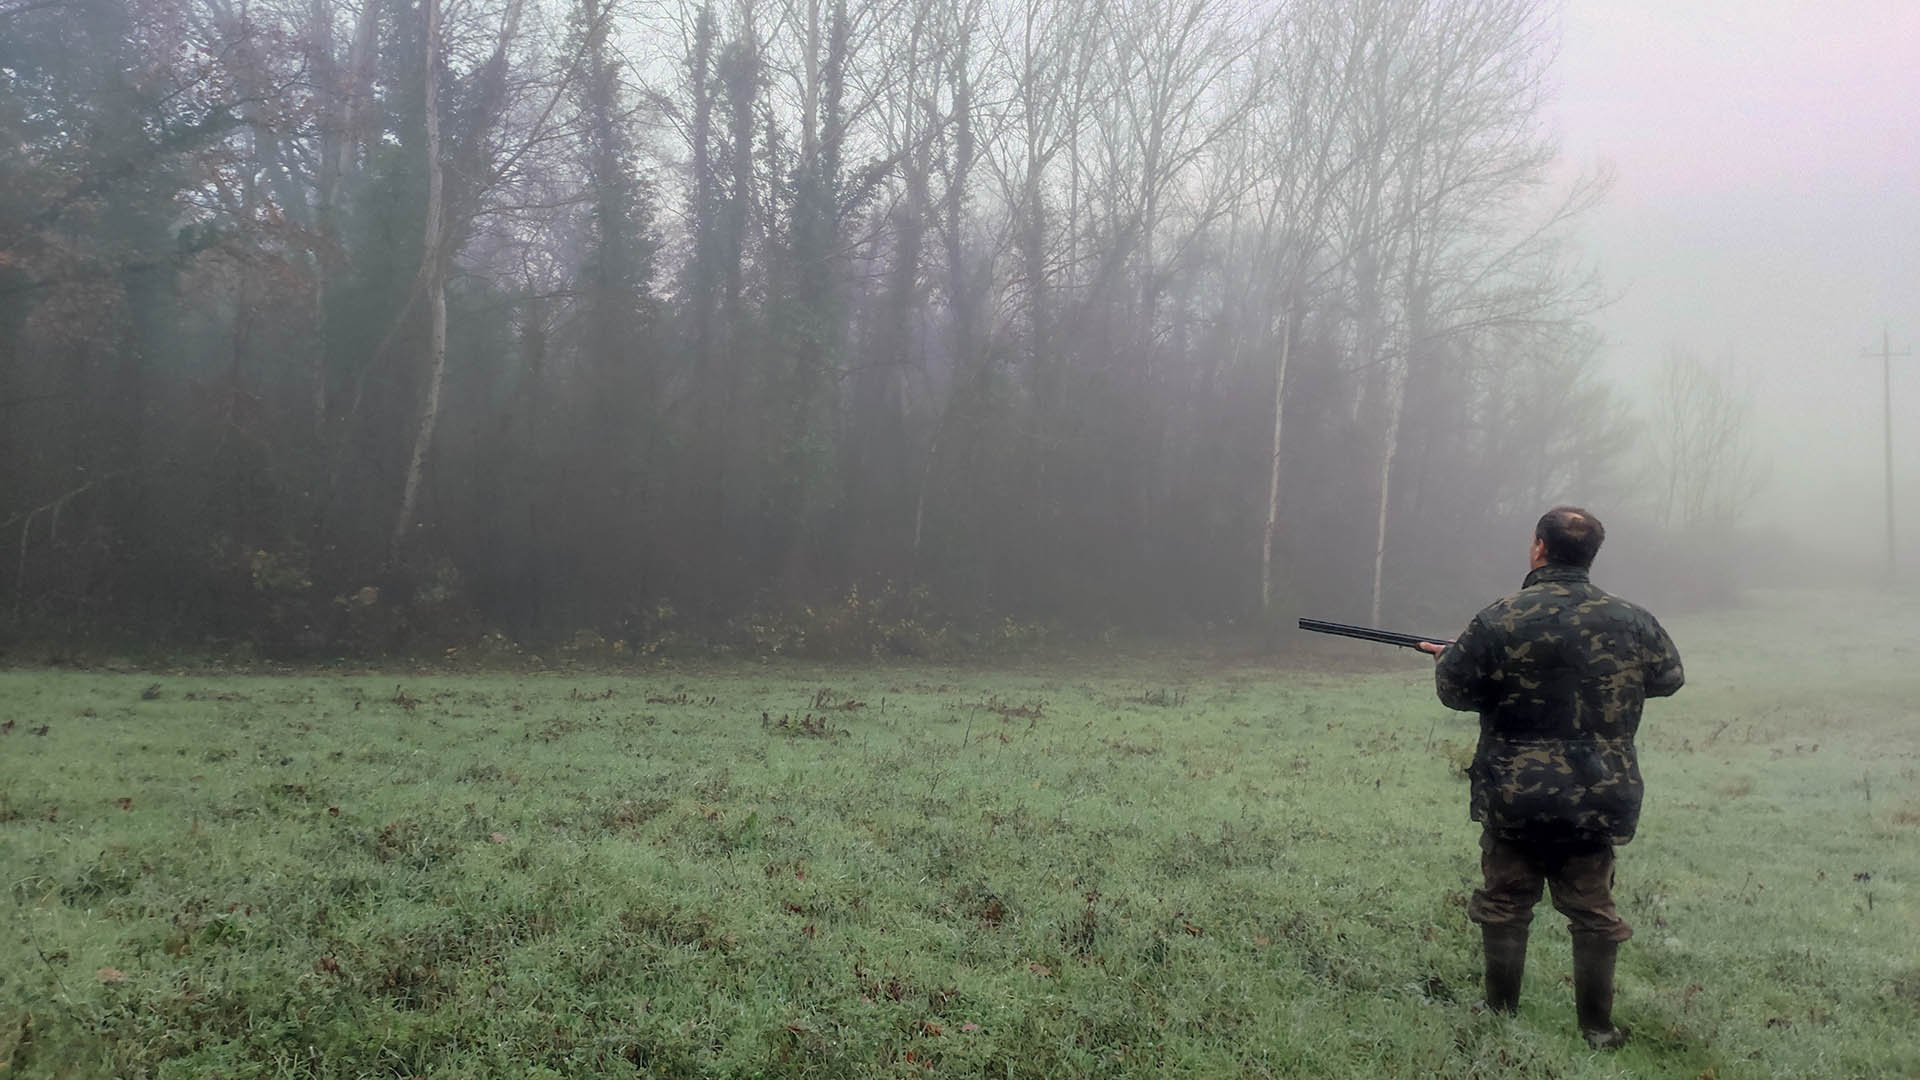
1370, 232, 1426, 625
1260, 309, 1293, 611
1368, 361, 1404, 626
338, 0, 380, 185
308, 0, 342, 439
391, 0, 446, 565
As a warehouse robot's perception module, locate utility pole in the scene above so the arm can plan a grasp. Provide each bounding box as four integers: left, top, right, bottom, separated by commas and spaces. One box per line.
1862, 327, 1909, 582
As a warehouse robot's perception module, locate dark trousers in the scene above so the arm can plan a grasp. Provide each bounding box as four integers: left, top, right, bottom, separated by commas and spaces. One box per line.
1466, 828, 1633, 942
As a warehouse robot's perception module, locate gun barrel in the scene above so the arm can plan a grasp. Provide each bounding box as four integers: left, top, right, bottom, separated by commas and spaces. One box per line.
1297, 618, 1453, 650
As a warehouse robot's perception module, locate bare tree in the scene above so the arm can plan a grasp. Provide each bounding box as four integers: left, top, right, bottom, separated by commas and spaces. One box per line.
1243, 0, 1370, 611
1344, 0, 1598, 623
2, 0, 1654, 647
390, 0, 449, 563
1648, 346, 1768, 531
391, 0, 546, 564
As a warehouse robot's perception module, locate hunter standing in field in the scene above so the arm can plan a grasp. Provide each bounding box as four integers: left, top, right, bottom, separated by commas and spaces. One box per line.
1418, 506, 1684, 1048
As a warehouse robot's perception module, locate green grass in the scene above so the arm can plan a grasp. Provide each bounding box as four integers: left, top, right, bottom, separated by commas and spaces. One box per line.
3, 589, 1918, 1079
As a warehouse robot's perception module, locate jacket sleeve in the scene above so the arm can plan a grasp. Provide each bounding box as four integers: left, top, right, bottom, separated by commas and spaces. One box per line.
1434, 613, 1497, 713
1643, 615, 1685, 698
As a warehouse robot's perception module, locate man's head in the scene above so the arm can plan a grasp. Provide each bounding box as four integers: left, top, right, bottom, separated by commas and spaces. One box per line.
1531, 506, 1605, 569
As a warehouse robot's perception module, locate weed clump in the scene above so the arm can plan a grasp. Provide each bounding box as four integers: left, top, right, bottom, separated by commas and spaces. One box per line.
761, 711, 847, 739
361, 818, 460, 869
966, 695, 1044, 721
601, 797, 670, 832
950, 880, 1015, 929
1124, 687, 1187, 708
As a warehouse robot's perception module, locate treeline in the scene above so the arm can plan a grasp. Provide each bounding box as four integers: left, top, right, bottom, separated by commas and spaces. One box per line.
1, 0, 1637, 656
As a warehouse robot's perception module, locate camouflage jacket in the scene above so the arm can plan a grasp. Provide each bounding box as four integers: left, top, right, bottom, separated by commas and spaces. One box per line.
1434, 564, 1684, 844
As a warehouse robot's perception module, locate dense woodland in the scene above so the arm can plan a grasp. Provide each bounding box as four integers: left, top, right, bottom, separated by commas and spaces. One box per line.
3, 0, 1683, 656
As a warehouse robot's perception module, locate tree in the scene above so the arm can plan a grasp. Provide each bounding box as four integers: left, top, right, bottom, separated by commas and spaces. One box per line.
1648, 346, 1768, 531
2, 0, 1652, 651
390, 0, 450, 563
1346, 0, 1598, 623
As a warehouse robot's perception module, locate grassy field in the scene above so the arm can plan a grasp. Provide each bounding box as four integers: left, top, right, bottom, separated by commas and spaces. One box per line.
3, 589, 1917, 1079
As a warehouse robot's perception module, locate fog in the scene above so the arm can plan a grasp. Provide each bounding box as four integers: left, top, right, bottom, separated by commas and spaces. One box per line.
1553, 0, 1920, 577
1, 0, 1913, 656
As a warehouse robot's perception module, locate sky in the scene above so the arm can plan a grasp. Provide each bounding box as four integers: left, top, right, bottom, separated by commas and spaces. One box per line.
1547, 0, 1920, 568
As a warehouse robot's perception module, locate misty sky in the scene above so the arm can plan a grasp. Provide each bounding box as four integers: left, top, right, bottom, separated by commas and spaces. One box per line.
1549, 0, 1919, 562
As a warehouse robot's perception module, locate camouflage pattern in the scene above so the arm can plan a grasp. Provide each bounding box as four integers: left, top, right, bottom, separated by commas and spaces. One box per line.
1469, 831, 1633, 939
1434, 564, 1684, 844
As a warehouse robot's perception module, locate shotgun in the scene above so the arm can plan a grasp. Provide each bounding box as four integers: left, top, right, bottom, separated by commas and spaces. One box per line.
1297, 618, 1454, 651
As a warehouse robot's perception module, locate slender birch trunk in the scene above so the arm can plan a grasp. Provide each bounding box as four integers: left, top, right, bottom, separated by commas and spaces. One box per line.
391, 0, 445, 564
1259, 309, 1293, 611
1370, 238, 1423, 625
1368, 360, 1405, 625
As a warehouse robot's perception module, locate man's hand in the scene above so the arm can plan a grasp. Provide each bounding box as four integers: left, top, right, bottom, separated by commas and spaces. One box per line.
1417, 641, 1447, 657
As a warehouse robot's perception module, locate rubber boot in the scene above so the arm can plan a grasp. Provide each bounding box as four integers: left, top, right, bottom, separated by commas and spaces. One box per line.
1572, 934, 1629, 1049
1481, 924, 1528, 1014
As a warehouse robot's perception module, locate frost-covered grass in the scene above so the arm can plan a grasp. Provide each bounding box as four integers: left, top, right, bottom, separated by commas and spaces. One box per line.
2, 589, 1916, 1078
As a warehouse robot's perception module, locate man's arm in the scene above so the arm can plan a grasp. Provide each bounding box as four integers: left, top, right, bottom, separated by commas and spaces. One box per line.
1429, 614, 1497, 712
1644, 615, 1685, 698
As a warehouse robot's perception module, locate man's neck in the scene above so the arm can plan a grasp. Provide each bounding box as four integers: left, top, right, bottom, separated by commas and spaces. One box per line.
1525, 563, 1591, 586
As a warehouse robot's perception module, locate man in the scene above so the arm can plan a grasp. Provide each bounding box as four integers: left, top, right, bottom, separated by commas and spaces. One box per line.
1417, 506, 1684, 1049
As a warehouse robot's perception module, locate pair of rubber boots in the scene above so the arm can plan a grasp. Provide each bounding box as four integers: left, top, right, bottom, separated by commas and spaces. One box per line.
1482, 924, 1629, 1050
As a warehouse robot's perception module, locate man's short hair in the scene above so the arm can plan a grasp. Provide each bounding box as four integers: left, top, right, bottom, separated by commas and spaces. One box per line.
1536, 506, 1605, 568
